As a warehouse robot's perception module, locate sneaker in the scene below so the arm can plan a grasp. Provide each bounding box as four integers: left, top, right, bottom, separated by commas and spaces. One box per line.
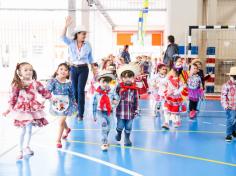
232, 131, 236, 138
101, 144, 109, 151
24, 147, 34, 155
62, 128, 71, 139
189, 111, 196, 119
225, 135, 232, 142
16, 151, 23, 160
174, 121, 181, 128
162, 123, 169, 130
57, 141, 62, 148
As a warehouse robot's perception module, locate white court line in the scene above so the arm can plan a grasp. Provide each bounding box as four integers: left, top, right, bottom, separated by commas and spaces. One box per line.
202, 122, 213, 124
218, 124, 226, 127
33, 144, 143, 176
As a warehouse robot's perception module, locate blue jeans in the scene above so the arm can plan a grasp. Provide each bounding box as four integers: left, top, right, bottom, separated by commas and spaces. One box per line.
97, 111, 111, 144
70, 66, 89, 117
116, 119, 133, 134
226, 110, 236, 136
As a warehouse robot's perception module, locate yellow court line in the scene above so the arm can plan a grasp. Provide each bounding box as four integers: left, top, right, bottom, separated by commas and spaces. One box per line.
71, 128, 224, 134
67, 140, 236, 167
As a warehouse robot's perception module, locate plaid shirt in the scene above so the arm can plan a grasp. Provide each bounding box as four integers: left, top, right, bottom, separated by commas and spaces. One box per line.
116, 84, 139, 120
221, 80, 236, 110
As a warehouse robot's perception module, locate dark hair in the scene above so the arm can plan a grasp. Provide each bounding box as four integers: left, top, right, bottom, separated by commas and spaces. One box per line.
124, 45, 129, 50
121, 70, 135, 78
98, 76, 112, 83
168, 35, 175, 43
73, 31, 86, 40
53, 63, 70, 79
12, 62, 37, 89
93, 63, 98, 67
157, 64, 167, 72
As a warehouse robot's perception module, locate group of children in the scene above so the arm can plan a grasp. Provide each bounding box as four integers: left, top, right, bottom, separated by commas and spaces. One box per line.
2, 54, 236, 159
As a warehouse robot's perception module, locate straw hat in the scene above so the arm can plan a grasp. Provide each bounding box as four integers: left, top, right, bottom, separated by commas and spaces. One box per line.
72, 26, 87, 36
227, 66, 236, 76
117, 63, 140, 78
97, 70, 115, 80
191, 58, 202, 65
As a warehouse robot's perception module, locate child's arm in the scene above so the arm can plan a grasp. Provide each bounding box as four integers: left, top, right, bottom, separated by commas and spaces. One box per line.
92, 93, 98, 121
221, 84, 230, 109
2, 86, 19, 117
36, 81, 52, 99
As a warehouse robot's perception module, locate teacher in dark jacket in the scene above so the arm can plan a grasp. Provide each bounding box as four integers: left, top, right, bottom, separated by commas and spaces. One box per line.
121, 45, 131, 64
163, 35, 179, 68
61, 16, 96, 121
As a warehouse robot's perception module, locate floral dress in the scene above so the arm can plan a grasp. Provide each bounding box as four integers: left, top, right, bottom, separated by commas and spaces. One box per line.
8, 80, 51, 127
187, 74, 203, 102
46, 78, 77, 116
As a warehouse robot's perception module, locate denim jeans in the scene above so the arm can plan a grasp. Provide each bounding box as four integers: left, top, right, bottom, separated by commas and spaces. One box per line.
97, 111, 111, 144
226, 109, 236, 136
70, 66, 89, 117
116, 119, 133, 134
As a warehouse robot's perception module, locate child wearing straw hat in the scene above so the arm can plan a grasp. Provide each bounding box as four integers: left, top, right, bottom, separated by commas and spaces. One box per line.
221, 66, 236, 142
92, 70, 119, 151
115, 64, 140, 146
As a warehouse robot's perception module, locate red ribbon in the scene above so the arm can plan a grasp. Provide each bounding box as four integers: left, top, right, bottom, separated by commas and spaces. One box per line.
96, 87, 112, 116
120, 82, 137, 94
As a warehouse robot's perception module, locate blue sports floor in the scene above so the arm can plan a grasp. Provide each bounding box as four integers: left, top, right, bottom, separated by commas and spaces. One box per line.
0, 95, 236, 176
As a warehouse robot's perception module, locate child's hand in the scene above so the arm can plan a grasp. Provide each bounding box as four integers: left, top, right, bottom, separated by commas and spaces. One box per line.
112, 100, 118, 105
2, 109, 10, 117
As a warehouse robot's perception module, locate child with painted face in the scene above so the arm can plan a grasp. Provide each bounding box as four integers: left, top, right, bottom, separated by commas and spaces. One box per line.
92, 71, 119, 151
162, 66, 188, 129
2, 62, 51, 160
150, 64, 168, 115
187, 64, 203, 119
115, 64, 139, 146
46, 63, 77, 148
221, 66, 236, 142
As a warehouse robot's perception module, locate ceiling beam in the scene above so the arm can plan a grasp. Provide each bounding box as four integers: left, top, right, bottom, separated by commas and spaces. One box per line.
94, 0, 116, 29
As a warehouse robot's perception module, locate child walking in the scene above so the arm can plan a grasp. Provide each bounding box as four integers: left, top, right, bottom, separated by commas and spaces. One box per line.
187, 63, 203, 119
2, 62, 51, 160
115, 64, 139, 146
92, 70, 118, 151
162, 66, 188, 129
150, 63, 168, 115
46, 63, 77, 148
221, 66, 236, 142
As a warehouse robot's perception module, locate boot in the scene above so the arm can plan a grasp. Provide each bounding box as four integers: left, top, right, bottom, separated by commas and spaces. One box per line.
124, 132, 132, 146
115, 129, 122, 141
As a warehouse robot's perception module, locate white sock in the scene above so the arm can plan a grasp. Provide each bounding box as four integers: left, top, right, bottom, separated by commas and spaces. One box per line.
19, 127, 26, 151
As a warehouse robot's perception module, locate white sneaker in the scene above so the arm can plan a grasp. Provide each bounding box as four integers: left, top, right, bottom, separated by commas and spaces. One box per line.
101, 144, 109, 151
16, 151, 23, 160
24, 147, 34, 155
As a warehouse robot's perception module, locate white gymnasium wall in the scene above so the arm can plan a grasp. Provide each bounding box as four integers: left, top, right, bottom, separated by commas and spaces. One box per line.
89, 10, 113, 63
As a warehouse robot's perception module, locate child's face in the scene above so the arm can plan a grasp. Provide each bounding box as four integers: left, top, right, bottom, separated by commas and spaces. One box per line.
191, 66, 199, 75
19, 64, 33, 80
175, 58, 182, 67
99, 78, 109, 88
122, 76, 134, 84
230, 76, 236, 84
196, 62, 202, 69
57, 65, 69, 79
159, 66, 167, 75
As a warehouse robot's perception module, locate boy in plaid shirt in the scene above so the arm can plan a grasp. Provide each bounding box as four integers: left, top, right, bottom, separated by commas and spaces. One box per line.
221, 66, 236, 142
115, 64, 139, 146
